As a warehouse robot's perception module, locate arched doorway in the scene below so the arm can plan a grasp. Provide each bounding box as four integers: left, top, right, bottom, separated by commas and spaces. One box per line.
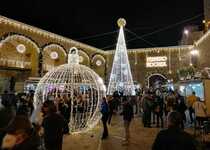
147, 73, 167, 88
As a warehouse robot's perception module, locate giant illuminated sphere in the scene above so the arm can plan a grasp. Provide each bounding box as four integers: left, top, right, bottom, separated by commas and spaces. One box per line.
34, 47, 106, 133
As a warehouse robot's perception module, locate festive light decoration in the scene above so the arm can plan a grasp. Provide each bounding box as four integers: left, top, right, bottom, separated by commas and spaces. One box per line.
96, 60, 102, 66
16, 44, 26, 53
107, 18, 135, 96
50, 51, 58, 59
195, 29, 210, 46
190, 49, 199, 55
79, 56, 84, 63
184, 29, 189, 35
43, 44, 67, 57
146, 56, 167, 67
34, 47, 106, 133
106, 45, 192, 54
0, 16, 106, 55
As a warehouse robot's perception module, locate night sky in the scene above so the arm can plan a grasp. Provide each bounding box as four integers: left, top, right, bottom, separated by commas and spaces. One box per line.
0, 0, 204, 50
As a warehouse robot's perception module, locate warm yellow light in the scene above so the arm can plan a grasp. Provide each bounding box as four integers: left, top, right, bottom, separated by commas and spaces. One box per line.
117, 18, 126, 27
184, 29, 189, 35
190, 49, 199, 55
203, 20, 206, 24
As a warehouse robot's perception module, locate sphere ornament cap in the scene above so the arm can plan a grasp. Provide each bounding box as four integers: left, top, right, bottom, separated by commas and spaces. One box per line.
117, 18, 126, 27
68, 47, 79, 64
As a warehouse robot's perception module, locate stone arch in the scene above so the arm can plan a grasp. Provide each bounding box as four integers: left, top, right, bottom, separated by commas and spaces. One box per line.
42, 44, 67, 72
78, 49, 90, 66
0, 34, 40, 76
42, 43, 67, 56
92, 54, 106, 64
91, 54, 106, 80
1, 34, 40, 53
146, 73, 167, 88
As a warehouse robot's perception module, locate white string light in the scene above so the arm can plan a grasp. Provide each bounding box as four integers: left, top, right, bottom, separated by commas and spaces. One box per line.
16, 44, 26, 53
34, 47, 106, 134
168, 49, 172, 74
107, 18, 135, 96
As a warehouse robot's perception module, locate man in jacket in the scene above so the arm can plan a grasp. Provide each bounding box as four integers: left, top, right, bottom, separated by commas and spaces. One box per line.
122, 96, 134, 145
152, 111, 199, 150
100, 97, 109, 139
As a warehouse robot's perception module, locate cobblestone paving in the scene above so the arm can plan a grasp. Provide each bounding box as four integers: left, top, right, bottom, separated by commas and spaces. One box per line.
63, 115, 161, 150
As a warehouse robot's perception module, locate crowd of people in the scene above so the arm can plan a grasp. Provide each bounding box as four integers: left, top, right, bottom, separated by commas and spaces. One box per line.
0, 90, 67, 150
100, 87, 209, 148
0, 86, 208, 149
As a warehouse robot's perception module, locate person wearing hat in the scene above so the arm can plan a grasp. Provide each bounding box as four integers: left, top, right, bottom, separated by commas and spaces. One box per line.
1, 115, 40, 150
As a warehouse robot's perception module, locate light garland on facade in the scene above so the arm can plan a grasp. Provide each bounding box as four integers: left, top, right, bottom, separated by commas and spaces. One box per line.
96, 60, 102, 66
195, 29, 210, 46
0, 15, 106, 55
146, 56, 167, 68
1, 34, 40, 53
106, 45, 192, 55
50, 51, 58, 60
16, 44, 26, 53
78, 50, 90, 64
79, 56, 84, 63
43, 44, 67, 56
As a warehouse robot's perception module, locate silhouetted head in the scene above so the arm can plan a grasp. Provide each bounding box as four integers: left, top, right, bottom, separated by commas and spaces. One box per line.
167, 111, 182, 128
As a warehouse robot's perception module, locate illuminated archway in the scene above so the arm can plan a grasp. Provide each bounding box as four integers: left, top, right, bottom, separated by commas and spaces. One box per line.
42, 44, 67, 72
0, 34, 40, 76
78, 49, 90, 66
147, 73, 167, 88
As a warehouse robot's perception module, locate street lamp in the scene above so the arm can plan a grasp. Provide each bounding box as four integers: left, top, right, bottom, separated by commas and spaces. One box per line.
190, 49, 199, 56
184, 29, 189, 35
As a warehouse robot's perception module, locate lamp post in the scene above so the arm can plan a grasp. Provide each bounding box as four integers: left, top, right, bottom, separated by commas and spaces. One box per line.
183, 29, 189, 45
184, 29, 189, 36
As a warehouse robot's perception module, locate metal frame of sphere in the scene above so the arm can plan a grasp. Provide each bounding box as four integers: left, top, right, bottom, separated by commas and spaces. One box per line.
34, 47, 106, 133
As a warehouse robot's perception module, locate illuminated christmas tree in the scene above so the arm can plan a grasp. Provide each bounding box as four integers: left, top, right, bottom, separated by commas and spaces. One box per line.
107, 18, 135, 96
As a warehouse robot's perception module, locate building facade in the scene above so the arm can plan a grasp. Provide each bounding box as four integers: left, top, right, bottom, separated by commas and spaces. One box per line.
1, 16, 210, 92
204, 0, 210, 30
0, 16, 106, 92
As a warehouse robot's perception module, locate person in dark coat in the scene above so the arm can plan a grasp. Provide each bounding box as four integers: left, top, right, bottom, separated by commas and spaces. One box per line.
176, 95, 187, 129
1, 90, 11, 108
58, 99, 70, 134
100, 97, 109, 139
1, 115, 40, 150
0, 107, 15, 148
122, 96, 134, 145
107, 96, 115, 125
153, 90, 164, 128
142, 90, 153, 128
42, 100, 65, 150
152, 111, 200, 150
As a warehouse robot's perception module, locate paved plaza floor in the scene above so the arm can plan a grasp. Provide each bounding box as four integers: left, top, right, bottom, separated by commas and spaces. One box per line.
63, 115, 161, 150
